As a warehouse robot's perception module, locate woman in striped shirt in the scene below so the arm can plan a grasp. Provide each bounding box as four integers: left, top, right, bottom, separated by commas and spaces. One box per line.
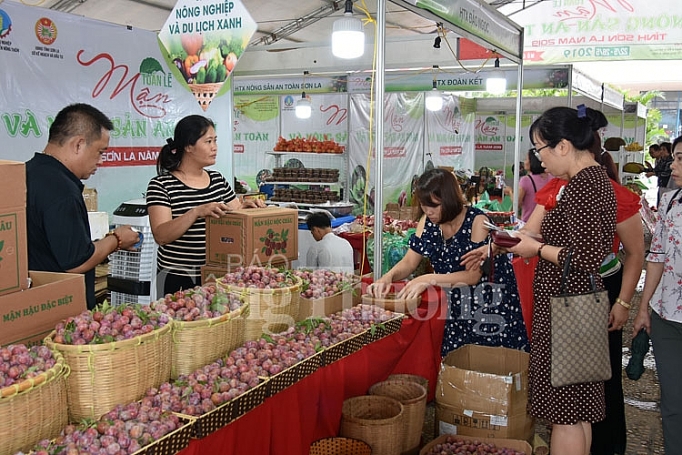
146, 115, 264, 295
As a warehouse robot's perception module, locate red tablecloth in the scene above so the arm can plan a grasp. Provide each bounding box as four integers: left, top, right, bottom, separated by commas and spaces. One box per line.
177, 297, 446, 455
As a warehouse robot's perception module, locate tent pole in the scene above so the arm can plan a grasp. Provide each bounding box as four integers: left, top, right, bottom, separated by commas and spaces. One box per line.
373, 0, 387, 282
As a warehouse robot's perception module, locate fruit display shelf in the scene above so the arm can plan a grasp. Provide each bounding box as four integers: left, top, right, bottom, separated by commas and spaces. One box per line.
133, 415, 196, 455
362, 315, 405, 345
189, 379, 269, 439
263, 350, 323, 398
320, 332, 365, 366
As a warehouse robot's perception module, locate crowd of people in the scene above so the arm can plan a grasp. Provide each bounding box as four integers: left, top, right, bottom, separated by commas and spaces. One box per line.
23, 102, 680, 455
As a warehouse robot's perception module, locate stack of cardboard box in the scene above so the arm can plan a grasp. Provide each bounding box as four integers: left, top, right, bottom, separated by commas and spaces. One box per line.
201, 207, 299, 283
434, 344, 535, 444
0, 160, 86, 346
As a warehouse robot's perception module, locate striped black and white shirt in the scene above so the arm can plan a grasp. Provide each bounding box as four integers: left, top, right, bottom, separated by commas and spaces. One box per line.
146, 170, 235, 276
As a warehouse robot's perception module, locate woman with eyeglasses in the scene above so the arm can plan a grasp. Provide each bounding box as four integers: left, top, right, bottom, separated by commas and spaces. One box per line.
366, 168, 529, 357
507, 106, 617, 455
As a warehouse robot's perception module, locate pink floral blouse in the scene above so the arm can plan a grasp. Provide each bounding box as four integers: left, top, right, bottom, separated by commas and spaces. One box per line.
646, 189, 682, 322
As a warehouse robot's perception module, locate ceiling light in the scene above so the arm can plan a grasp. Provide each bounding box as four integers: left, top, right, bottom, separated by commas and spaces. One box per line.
486, 57, 507, 95
295, 92, 312, 119
425, 65, 443, 112
425, 81, 443, 112
332, 0, 364, 59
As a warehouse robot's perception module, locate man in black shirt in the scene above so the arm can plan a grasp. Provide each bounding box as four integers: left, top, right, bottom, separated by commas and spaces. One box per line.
26, 103, 140, 309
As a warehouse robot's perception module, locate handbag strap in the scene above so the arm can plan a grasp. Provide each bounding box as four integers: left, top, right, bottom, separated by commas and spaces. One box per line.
559, 250, 598, 295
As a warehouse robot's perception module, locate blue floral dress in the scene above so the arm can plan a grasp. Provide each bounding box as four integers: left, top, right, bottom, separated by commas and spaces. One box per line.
409, 206, 529, 356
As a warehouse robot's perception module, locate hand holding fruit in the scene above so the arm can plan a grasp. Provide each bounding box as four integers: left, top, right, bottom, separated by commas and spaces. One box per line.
366, 280, 392, 298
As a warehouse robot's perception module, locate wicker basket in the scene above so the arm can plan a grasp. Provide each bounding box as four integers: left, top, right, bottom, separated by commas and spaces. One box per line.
189, 82, 223, 111
216, 279, 302, 341
340, 395, 404, 455
386, 373, 429, 394
322, 333, 365, 366
0, 352, 69, 455
170, 302, 247, 379
369, 380, 427, 454
44, 323, 172, 421
265, 350, 322, 397
309, 437, 372, 455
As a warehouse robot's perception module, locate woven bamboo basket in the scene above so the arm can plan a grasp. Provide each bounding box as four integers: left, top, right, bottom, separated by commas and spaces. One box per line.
309, 437, 372, 455
189, 82, 223, 111
170, 302, 248, 379
386, 373, 429, 394
44, 323, 172, 421
369, 380, 427, 454
216, 278, 302, 341
340, 395, 403, 455
0, 352, 69, 455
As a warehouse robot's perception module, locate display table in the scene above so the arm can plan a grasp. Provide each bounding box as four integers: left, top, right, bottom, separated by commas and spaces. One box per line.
177, 293, 446, 455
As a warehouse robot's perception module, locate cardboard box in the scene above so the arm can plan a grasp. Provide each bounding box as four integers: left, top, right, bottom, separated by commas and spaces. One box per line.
435, 401, 535, 443
206, 207, 298, 267
87, 211, 109, 240
83, 187, 98, 211
436, 345, 529, 416
420, 434, 532, 455
297, 286, 362, 320
0, 271, 86, 346
0, 160, 29, 297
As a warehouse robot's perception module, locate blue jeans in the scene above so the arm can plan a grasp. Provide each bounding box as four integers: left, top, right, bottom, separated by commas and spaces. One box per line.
651, 311, 682, 454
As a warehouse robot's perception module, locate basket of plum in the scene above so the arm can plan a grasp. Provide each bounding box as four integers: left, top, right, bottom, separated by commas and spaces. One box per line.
43, 302, 172, 422
215, 266, 303, 341
419, 435, 532, 455
0, 345, 69, 455
17, 399, 195, 455
150, 283, 249, 379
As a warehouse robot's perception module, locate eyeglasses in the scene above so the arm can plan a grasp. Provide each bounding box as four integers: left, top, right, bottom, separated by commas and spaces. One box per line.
529, 144, 551, 160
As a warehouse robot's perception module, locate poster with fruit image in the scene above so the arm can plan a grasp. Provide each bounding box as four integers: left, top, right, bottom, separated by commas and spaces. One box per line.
157, 0, 257, 111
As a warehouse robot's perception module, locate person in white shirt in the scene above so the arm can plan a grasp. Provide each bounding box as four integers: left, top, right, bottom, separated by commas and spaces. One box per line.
305, 212, 354, 273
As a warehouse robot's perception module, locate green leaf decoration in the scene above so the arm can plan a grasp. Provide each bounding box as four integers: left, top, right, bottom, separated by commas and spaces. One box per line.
139, 57, 165, 75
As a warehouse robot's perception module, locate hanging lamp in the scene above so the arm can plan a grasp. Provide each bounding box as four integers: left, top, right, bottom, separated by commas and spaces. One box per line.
331, 0, 364, 59
486, 57, 507, 95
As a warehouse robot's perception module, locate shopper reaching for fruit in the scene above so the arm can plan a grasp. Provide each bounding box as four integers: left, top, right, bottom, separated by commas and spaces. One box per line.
146, 115, 265, 296
366, 168, 528, 357
26, 104, 141, 310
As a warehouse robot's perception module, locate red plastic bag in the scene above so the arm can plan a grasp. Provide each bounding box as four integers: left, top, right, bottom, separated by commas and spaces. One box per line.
512, 255, 538, 341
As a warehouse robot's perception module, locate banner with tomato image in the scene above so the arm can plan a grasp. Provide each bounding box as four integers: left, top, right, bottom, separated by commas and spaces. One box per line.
157, 0, 257, 111
348, 93, 425, 214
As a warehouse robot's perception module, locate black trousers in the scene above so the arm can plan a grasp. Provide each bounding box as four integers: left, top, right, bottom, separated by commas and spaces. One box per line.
156, 268, 201, 297
591, 266, 626, 455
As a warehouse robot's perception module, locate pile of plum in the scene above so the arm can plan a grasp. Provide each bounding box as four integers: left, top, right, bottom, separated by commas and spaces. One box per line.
20, 401, 183, 455
150, 284, 245, 322
51, 302, 170, 345
216, 266, 299, 290
425, 437, 527, 455
292, 269, 357, 299
0, 344, 57, 389
144, 304, 398, 416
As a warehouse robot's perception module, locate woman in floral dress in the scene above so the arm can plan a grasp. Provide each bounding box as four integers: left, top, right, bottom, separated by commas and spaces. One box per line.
633, 135, 682, 454
509, 106, 617, 455
366, 168, 529, 356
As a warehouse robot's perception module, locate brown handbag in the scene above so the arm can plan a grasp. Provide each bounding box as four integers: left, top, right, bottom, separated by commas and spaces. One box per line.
550, 251, 612, 388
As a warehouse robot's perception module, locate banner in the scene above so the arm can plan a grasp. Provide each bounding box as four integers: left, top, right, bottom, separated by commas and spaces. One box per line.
425, 95, 475, 172
0, 1, 230, 214
473, 114, 535, 175
349, 93, 425, 212
233, 95, 280, 191
508, 0, 682, 63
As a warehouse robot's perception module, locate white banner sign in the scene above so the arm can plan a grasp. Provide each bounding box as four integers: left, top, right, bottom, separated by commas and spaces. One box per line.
0, 1, 231, 214
425, 95, 475, 172
509, 0, 682, 63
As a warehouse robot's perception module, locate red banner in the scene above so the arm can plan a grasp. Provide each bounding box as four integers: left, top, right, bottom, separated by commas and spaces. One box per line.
100, 147, 160, 167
